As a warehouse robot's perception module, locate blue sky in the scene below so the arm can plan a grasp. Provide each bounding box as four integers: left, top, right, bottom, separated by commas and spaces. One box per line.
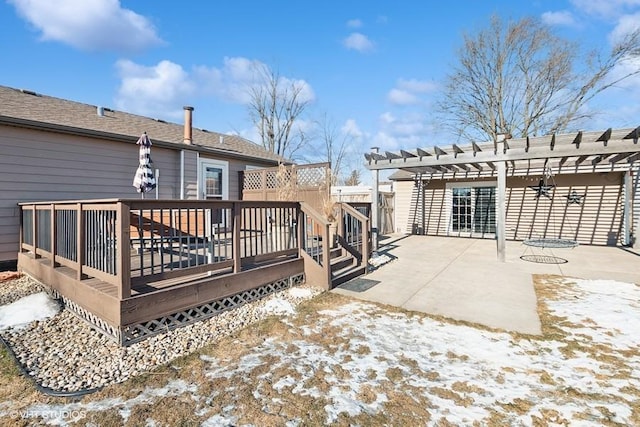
1, 0, 639, 170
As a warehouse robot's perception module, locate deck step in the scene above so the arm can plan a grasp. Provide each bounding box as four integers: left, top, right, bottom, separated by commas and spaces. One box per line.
330, 250, 366, 287
330, 254, 356, 272
331, 264, 367, 287
329, 246, 344, 259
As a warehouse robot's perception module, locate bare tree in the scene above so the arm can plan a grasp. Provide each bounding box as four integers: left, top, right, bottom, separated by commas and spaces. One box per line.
343, 169, 361, 186
438, 15, 640, 143
247, 64, 312, 158
317, 112, 351, 184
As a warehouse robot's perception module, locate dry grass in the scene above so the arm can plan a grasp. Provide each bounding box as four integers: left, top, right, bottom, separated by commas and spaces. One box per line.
0, 275, 638, 425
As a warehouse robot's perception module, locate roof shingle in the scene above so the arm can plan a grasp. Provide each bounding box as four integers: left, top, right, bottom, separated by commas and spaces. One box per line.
0, 85, 285, 163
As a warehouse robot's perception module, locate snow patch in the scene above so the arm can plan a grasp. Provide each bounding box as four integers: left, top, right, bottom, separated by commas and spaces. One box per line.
0, 292, 60, 330
261, 298, 296, 316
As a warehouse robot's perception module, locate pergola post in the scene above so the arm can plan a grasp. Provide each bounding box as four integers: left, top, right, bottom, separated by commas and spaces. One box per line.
496, 139, 507, 262
371, 146, 380, 252
623, 170, 632, 246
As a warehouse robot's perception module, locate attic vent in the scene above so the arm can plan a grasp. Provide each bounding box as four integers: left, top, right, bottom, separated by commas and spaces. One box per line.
104, 107, 114, 112
201, 129, 209, 133
154, 118, 166, 123
20, 89, 39, 96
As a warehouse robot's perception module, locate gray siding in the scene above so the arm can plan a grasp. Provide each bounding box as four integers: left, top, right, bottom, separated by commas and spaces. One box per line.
395, 172, 626, 246
393, 181, 413, 234
183, 150, 199, 200
0, 126, 180, 262
227, 159, 250, 200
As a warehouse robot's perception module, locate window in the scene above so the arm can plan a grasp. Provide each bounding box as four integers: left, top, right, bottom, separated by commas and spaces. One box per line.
452, 188, 472, 232
473, 187, 496, 234
447, 182, 496, 237
199, 159, 228, 200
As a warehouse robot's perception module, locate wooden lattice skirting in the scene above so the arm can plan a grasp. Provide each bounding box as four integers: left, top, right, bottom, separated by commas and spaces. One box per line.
55, 273, 305, 346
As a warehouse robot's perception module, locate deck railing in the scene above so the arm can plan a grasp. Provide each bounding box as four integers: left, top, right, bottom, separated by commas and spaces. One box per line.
18, 200, 305, 298
19, 199, 372, 294
298, 202, 331, 287
337, 202, 370, 267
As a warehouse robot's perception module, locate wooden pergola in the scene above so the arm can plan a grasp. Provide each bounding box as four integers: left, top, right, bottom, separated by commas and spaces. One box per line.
365, 127, 640, 261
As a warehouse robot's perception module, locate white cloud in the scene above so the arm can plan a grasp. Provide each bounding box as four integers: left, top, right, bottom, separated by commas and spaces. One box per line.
196, 58, 315, 104
8, 0, 162, 52
609, 12, 640, 45
343, 32, 374, 52
541, 11, 577, 27
115, 59, 194, 119
341, 119, 363, 139
372, 111, 434, 151
379, 112, 396, 125
346, 19, 362, 28
388, 89, 419, 105
397, 78, 437, 93
193, 57, 263, 104
570, 0, 640, 19
115, 56, 315, 120
388, 78, 437, 105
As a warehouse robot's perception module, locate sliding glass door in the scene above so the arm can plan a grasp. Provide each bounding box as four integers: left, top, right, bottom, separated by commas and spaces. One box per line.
450, 185, 496, 237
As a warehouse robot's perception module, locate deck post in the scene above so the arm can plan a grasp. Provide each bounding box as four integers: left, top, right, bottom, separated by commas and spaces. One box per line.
76, 203, 86, 280
362, 216, 370, 271
322, 222, 331, 288
496, 139, 507, 263
50, 203, 57, 267
116, 202, 131, 299
296, 205, 303, 256
232, 202, 242, 273
33, 206, 39, 259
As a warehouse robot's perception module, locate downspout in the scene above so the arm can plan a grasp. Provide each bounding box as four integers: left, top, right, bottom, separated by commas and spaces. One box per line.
196, 152, 200, 199
180, 150, 185, 200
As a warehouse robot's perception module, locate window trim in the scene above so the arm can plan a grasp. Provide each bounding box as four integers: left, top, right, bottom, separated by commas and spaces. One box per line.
198, 158, 229, 200
445, 180, 497, 237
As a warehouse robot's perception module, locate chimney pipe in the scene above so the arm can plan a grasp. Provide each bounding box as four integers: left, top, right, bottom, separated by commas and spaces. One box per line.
183, 106, 194, 144
97, 106, 104, 117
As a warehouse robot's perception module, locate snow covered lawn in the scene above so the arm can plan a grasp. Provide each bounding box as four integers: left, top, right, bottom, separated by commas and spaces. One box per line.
1, 274, 639, 426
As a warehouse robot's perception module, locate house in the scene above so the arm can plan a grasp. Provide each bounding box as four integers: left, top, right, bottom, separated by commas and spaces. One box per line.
0, 85, 285, 268
366, 129, 640, 258
4, 86, 370, 345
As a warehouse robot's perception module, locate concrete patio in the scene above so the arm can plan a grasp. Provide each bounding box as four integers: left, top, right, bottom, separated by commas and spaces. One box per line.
333, 235, 640, 335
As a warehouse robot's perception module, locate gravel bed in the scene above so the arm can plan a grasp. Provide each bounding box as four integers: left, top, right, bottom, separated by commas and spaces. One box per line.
0, 275, 322, 394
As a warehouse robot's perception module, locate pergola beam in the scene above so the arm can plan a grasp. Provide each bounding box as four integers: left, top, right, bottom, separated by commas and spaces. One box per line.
608, 152, 634, 164
434, 146, 447, 157
416, 148, 431, 158
400, 149, 417, 158
365, 134, 640, 170
452, 144, 465, 156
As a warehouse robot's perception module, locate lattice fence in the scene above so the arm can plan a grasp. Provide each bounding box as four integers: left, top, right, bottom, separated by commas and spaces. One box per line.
242, 163, 331, 213
50, 273, 305, 345
120, 273, 305, 345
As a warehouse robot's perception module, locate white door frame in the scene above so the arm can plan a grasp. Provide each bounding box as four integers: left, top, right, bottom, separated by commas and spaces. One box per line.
445, 180, 497, 237
198, 158, 229, 200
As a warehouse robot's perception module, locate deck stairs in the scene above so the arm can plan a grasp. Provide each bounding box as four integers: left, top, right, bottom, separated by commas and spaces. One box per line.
329, 245, 367, 287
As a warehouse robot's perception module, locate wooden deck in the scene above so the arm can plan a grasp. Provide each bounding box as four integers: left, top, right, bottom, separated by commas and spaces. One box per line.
17, 199, 370, 345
